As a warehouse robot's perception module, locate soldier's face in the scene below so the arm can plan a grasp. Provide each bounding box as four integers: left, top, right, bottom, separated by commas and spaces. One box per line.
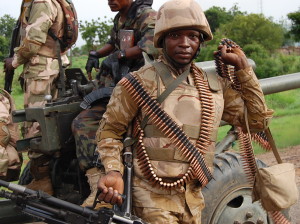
108, 0, 131, 12
164, 29, 201, 66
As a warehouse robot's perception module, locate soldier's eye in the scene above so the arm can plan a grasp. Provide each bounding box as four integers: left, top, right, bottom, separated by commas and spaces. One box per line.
167, 33, 179, 38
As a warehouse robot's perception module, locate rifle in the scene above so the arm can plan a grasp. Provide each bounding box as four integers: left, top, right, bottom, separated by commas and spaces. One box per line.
0, 179, 146, 224
4, 19, 21, 94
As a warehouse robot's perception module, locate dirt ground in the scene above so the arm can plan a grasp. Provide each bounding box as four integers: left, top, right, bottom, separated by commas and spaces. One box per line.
256, 145, 300, 224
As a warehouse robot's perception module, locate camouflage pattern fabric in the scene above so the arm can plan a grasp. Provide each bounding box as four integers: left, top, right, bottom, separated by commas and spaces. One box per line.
11, 0, 69, 159
0, 89, 22, 180
12, 0, 68, 67
108, 4, 159, 72
73, 3, 158, 171
96, 55, 273, 221
72, 103, 107, 171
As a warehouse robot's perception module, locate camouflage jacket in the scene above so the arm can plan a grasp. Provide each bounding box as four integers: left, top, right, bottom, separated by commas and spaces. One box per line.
96, 55, 273, 177
0, 89, 20, 176
12, 0, 67, 68
96, 56, 273, 213
108, 2, 158, 71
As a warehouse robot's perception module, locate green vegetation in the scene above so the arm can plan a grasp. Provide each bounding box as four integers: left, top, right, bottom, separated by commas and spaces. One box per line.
0, 14, 16, 60
288, 9, 300, 42
217, 88, 300, 154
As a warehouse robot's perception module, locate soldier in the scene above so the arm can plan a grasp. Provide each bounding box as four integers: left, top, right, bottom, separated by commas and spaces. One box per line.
0, 88, 22, 182
71, 0, 158, 207
95, 0, 273, 223
4, 0, 72, 195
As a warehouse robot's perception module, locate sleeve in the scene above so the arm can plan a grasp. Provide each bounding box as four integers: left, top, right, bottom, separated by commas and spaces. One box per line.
106, 16, 118, 46
135, 8, 159, 58
96, 81, 139, 175
221, 67, 273, 132
12, 0, 56, 67
0, 95, 10, 124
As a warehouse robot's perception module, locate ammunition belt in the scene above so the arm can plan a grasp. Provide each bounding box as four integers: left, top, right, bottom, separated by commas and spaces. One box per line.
216, 39, 289, 223
215, 38, 242, 92
119, 68, 215, 188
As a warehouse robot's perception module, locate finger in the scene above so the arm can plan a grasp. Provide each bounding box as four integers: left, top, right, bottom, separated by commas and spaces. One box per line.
103, 187, 114, 203
217, 45, 224, 51
220, 45, 227, 57
117, 195, 123, 206
97, 187, 108, 201
110, 190, 119, 204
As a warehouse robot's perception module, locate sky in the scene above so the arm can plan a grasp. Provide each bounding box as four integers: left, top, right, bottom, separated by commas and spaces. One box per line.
1, 0, 299, 46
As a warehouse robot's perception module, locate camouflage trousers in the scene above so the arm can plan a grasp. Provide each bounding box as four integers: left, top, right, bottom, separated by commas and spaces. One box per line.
71, 102, 107, 171
132, 177, 203, 224
23, 56, 60, 159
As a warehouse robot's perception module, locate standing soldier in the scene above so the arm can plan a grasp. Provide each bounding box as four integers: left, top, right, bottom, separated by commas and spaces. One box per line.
95, 0, 274, 223
0, 88, 22, 182
72, 0, 158, 208
4, 0, 75, 195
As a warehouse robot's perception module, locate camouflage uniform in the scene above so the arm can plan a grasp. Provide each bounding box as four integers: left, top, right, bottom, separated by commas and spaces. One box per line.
72, 3, 157, 171
0, 89, 22, 181
12, 0, 69, 159
96, 57, 273, 222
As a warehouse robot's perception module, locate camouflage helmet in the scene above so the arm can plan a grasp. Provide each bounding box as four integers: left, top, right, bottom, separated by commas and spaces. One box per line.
154, 0, 213, 48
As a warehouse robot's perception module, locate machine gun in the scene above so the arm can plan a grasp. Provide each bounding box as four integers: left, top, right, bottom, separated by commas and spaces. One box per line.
0, 179, 146, 224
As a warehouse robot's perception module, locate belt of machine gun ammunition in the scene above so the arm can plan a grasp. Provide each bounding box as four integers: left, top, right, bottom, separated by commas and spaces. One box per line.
119, 70, 214, 188
214, 38, 242, 92
216, 38, 290, 224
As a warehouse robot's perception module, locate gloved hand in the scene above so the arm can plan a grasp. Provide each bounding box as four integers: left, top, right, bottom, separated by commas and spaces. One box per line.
101, 51, 119, 71
100, 51, 122, 83
85, 50, 100, 74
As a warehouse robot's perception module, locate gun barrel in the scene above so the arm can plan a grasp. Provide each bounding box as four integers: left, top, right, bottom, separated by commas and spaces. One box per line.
196, 60, 300, 94
259, 72, 300, 95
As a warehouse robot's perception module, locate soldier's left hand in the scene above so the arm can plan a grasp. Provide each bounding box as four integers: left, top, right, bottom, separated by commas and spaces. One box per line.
214, 45, 249, 70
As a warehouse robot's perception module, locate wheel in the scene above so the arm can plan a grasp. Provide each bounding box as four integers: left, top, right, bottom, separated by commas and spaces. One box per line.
18, 161, 32, 185
201, 151, 290, 224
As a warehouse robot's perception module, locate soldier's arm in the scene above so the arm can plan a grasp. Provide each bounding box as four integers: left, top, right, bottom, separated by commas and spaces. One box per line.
219, 45, 273, 132
136, 8, 159, 58
96, 82, 138, 175
12, 0, 56, 68
115, 8, 158, 61
221, 67, 273, 132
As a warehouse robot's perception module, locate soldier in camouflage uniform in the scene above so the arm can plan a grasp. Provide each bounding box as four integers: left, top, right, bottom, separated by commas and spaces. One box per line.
71, 0, 158, 207
0, 88, 22, 181
95, 0, 273, 223
4, 0, 70, 195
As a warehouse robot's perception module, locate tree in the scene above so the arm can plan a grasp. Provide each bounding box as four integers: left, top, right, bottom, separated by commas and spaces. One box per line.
0, 14, 17, 60
79, 17, 113, 50
218, 14, 284, 52
205, 5, 246, 33
288, 9, 300, 42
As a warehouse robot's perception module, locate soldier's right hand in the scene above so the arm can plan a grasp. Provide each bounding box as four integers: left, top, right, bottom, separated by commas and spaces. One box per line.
85, 51, 100, 73
97, 171, 124, 206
